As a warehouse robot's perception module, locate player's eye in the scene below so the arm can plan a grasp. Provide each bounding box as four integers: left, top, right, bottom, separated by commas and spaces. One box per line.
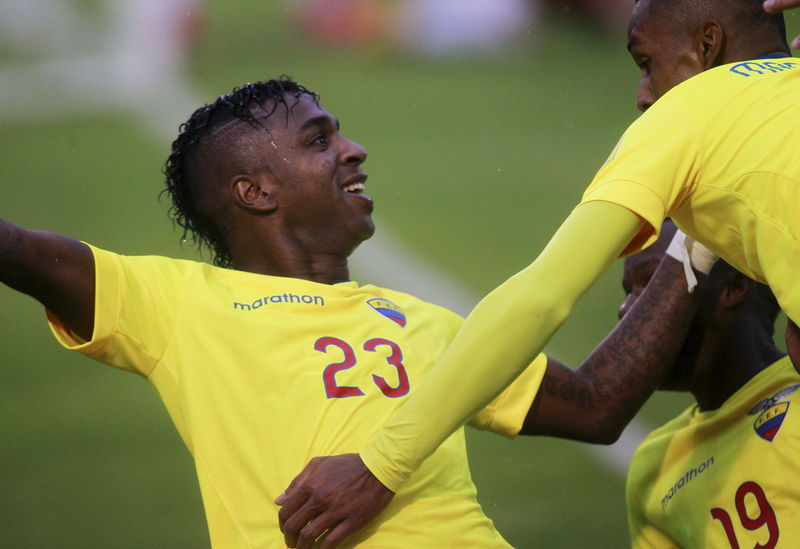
308, 133, 329, 147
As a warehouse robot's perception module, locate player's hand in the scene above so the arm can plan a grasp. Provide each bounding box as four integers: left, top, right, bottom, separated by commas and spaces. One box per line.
763, 0, 800, 48
787, 319, 800, 374
275, 453, 394, 549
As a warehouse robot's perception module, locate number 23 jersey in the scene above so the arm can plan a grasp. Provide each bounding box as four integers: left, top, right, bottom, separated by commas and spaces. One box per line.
626, 357, 800, 549
47, 246, 545, 549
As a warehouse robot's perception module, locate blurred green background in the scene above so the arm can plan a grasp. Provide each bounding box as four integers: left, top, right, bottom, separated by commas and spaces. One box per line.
0, 2, 796, 548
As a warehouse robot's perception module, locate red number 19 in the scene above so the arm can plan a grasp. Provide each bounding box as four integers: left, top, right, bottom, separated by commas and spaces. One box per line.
710, 481, 779, 549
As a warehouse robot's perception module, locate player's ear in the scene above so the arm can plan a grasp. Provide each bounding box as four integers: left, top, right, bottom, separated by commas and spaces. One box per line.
719, 271, 753, 310
232, 174, 278, 213
699, 20, 724, 69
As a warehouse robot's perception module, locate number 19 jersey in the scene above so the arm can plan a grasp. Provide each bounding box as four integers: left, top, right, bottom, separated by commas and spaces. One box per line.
47, 246, 546, 549
626, 357, 800, 548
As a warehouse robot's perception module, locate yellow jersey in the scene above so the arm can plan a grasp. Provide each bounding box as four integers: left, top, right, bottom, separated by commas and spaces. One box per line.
581, 57, 800, 323
47, 246, 546, 548
626, 357, 800, 548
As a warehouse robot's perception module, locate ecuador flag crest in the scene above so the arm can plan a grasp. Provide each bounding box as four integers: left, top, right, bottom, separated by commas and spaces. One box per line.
366, 298, 406, 327
749, 384, 800, 442
754, 402, 790, 442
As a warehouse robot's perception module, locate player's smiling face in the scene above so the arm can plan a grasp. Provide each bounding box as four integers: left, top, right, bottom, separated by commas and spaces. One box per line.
627, 1, 706, 112
253, 93, 375, 252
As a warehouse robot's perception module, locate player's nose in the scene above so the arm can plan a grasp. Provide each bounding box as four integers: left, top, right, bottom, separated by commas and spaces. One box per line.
636, 80, 654, 112
341, 137, 367, 166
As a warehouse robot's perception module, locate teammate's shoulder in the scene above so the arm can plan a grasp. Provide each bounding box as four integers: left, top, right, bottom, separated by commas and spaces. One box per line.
678, 57, 800, 94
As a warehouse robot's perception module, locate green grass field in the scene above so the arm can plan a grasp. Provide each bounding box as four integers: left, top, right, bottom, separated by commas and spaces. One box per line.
1, 4, 797, 548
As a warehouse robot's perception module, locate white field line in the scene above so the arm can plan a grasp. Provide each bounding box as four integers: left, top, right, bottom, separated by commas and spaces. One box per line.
0, 18, 647, 475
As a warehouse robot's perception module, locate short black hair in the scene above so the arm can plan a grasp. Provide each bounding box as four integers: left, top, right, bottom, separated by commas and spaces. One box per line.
163, 77, 319, 267
635, 0, 787, 39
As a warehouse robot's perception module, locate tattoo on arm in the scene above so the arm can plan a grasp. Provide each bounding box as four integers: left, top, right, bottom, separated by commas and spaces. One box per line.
524, 258, 702, 440
542, 370, 594, 409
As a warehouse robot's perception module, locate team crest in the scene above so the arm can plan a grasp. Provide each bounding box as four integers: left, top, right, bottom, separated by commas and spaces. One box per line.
748, 384, 800, 442
366, 298, 406, 327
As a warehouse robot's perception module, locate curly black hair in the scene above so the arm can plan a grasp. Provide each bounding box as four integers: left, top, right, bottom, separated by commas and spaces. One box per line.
163, 77, 319, 268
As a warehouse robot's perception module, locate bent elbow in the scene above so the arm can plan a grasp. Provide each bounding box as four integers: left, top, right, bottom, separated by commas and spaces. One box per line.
592, 427, 623, 446
582, 414, 626, 445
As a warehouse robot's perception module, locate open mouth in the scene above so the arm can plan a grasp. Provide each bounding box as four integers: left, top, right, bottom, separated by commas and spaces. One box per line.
343, 181, 365, 193
341, 173, 367, 194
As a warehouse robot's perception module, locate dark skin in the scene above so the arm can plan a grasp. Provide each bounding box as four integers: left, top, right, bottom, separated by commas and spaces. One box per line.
520, 236, 701, 441
787, 319, 800, 369
220, 96, 374, 282
629, 0, 790, 112
275, 3, 795, 547
620, 222, 787, 411
0, 94, 372, 342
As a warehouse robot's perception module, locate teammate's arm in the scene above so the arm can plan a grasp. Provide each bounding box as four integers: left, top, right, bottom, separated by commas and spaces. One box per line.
764, 0, 800, 48
360, 201, 643, 488
0, 219, 95, 340
277, 201, 646, 549
523, 253, 700, 441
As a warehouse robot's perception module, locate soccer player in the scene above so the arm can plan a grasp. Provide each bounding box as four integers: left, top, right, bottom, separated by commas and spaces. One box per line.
275, 1, 800, 545
1, 78, 709, 548
623, 221, 800, 548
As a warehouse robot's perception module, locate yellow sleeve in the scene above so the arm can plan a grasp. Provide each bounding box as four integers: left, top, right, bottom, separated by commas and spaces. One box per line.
361, 201, 645, 491
579, 91, 702, 257
437, 302, 547, 438
47, 245, 190, 377
468, 353, 548, 438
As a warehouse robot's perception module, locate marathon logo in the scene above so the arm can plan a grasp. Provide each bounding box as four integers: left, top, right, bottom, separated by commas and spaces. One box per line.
233, 293, 325, 310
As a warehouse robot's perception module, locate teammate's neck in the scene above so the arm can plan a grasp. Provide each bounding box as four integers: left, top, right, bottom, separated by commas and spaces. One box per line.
692, 326, 784, 411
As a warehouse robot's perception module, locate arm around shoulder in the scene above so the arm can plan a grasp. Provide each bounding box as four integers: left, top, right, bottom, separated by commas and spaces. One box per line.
0, 219, 95, 341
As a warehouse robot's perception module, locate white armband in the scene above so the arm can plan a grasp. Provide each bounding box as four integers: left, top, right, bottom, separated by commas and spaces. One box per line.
665, 230, 717, 292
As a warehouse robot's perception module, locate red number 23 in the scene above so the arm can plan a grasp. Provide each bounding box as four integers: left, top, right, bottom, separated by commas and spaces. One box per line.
315, 336, 410, 399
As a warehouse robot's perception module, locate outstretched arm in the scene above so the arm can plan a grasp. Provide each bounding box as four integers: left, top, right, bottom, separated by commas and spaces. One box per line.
522, 251, 701, 442
0, 219, 95, 340
764, 0, 800, 48
360, 201, 643, 488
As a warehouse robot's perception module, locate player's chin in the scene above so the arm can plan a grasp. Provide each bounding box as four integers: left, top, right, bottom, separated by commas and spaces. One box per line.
355, 216, 376, 240
346, 201, 375, 237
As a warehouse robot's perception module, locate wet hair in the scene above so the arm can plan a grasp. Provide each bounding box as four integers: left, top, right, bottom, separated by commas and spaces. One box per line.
634, 0, 787, 40
163, 77, 319, 267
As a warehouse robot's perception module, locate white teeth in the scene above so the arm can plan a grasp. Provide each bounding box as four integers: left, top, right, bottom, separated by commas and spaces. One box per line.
344, 182, 365, 193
